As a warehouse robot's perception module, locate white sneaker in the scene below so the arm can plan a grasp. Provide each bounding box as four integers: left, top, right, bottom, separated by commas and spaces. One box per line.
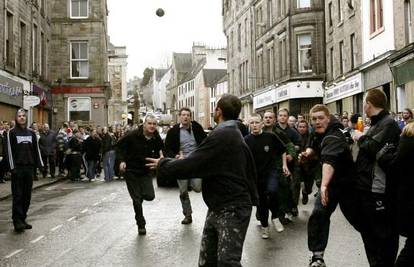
272, 218, 285, 233
256, 220, 262, 226
261, 227, 270, 239
285, 213, 293, 222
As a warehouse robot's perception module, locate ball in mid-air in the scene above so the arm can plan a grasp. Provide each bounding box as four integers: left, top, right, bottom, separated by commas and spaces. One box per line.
156, 8, 165, 17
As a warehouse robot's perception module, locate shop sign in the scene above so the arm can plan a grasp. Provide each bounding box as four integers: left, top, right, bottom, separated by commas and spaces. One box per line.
324, 74, 363, 104
253, 88, 276, 110
69, 98, 91, 111
23, 96, 40, 109
0, 75, 24, 107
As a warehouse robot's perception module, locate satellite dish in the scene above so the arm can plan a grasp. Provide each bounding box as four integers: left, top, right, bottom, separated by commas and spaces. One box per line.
156, 8, 165, 17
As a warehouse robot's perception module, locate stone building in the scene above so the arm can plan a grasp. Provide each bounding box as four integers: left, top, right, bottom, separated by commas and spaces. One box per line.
251, 0, 325, 118
151, 68, 170, 113
0, 0, 52, 124
222, 0, 256, 119
323, 0, 364, 115
49, 0, 109, 128
107, 43, 128, 126
209, 75, 228, 126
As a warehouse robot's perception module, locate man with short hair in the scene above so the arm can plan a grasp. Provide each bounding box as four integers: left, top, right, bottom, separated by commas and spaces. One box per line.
398, 108, 413, 129
39, 123, 57, 178
301, 104, 357, 267
165, 107, 207, 224
4, 109, 43, 232
117, 115, 164, 235
288, 115, 298, 129
146, 94, 257, 267
353, 89, 401, 267
245, 114, 289, 239
56, 123, 69, 176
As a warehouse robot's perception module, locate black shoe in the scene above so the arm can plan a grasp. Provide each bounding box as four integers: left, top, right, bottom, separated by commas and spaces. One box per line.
279, 217, 291, 225
138, 226, 146, 235
302, 192, 309, 205
24, 222, 32, 229
14, 222, 25, 232
181, 215, 192, 225
309, 256, 326, 267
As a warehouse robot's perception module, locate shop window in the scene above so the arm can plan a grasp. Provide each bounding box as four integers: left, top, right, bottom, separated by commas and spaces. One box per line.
68, 97, 91, 121
297, 34, 312, 73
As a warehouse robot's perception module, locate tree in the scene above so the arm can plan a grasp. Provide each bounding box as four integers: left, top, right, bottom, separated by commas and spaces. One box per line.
140, 68, 154, 87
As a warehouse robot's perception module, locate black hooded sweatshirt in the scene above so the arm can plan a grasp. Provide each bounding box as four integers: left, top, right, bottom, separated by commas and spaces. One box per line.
307, 118, 355, 186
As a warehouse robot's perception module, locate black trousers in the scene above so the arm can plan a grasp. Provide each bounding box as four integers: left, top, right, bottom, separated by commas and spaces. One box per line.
395, 237, 414, 267
308, 183, 359, 253
124, 171, 155, 227
199, 206, 251, 267
42, 154, 56, 178
69, 154, 82, 180
11, 166, 34, 224
358, 192, 399, 267
257, 170, 279, 227
57, 150, 66, 174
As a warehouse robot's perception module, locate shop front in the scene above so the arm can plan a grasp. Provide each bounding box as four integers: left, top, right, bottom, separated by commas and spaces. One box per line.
324, 73, 364, 115
0, 71, 25, 122
32, 84, 52, 125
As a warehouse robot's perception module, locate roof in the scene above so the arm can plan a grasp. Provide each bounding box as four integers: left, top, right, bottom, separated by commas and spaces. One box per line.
154, 69, 168, 81
172, 53, 192, 73
180, 58, 206, 84
203, 69, 227, 87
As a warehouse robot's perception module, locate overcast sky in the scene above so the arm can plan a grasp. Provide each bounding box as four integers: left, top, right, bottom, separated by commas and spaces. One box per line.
107, 0, 226, 80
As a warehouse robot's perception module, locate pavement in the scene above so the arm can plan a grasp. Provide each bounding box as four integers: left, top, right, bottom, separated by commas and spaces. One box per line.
0, 178, 382, 267
0, 174, 67, 201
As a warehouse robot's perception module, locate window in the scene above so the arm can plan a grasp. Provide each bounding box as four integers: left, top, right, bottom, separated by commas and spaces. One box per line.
70, 41, 89, 78
298, 0, 311, 8
33, 24, 38, 73
405, 0, 413, 44
20, 22, 26, 73
71, 0, 88, 18
40, 32, 45, 76
68, 97, 91, 121
279, 0, 285, 17
6, 12, 14, 68
279, 38, 287, 77
268, 0, 273, 26
230, 31, 234, 57
244, 17, 248, 47
350, 33, 356, 70
269, 46, 275, 82
256, 7, 263, 37
328, 2, 333, 27
330, 47, 334, 79
297, 34, 312, 73
339, 41, 344, 75
370, 0, 383, 34
238, 23, 241, 52
338, 0, 342, 22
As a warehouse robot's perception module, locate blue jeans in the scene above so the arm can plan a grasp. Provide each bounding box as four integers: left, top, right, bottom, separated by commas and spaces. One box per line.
177, 178, 202, 216
257, 169, 279, 227
87, 160, 96, 180
103, 150, 115, 181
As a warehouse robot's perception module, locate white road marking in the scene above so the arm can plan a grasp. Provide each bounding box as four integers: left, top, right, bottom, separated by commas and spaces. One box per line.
45, 185, 59, 191
92, 202, 100, 206
57, 248, 72, 258
81, 208, 88, 213
30, 235, 45, 244
4, 249, 23, 259
51, 224, 63, 232
67, 216, 77, 222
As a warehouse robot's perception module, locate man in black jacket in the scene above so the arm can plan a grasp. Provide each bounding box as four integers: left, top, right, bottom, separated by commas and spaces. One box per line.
164, 107, 207, 224
353, 89, 401, 267
300, 105, 357, 267
4, 109, 43, 232
146, 94, 257, 267
117, 115, 164, 235
39, 123, 57, 178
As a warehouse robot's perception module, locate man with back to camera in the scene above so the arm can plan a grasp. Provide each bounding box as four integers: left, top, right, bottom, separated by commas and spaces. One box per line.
146, 94, 258, 266
164, 107, 207, 224
4, 109, 43, 232
244, 113, 289, 239
116, 115, 164, 235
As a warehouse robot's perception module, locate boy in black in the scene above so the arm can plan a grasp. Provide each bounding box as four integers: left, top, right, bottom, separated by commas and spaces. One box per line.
245, 114, 289, 239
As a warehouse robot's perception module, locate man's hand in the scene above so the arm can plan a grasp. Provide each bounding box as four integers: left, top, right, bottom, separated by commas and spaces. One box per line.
0, 156, 3, 162
352, 130, 364, 141
119, 162, 126, 172
145, 151, 164, 170
286, 154, 293, 162
298, 148, 314, 163
175, 151, 184, 160
282, 165, 290, 177
320, 185, 329, 207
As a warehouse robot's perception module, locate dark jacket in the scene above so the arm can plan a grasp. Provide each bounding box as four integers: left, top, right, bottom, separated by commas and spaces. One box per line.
308, 119, 355, 185
83, 136, 102, 161
164, 121, 207, 157
356, 110, 401, 193
39, 130, 57, 156
390, 135, 414, 237
157, 120, 258, 211
4, 125, 43, 170
101, 133, 116, 154
68, 137, 83, 153
116, 126, 164, 176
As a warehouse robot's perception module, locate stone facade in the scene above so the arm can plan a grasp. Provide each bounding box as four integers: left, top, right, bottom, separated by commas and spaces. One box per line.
108, 43, 128, 126
49, 0, 109, 128
0, 0, 52, 124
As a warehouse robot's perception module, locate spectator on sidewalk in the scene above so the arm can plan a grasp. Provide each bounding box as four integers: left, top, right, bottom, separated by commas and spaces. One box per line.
101, 126, 116, 182
56, 123, 69, 176
39, 123, 57, 178
0, 122, 4, 183
67, 129, 83, 181
83, 129, 102, 182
